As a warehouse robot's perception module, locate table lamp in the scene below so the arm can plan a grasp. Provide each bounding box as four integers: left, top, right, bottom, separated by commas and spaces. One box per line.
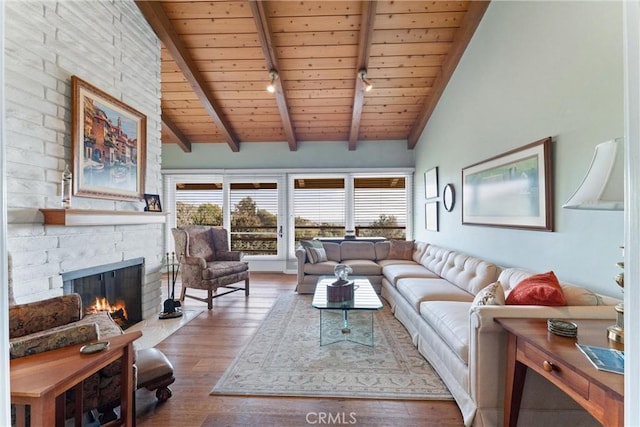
563, 138, 624, 343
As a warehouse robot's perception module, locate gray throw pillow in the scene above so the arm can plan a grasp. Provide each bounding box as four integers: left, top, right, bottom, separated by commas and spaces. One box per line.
306, 247, 328, 264
300, 240, 327, 264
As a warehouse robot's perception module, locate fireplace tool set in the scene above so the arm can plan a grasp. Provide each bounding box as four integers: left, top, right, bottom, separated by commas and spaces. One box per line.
159, 252, 183, 319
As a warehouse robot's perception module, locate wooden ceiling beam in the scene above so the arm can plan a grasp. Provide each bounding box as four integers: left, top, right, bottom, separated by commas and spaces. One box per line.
348, 1, 377, 151
135, 1, 241, 152
250, 0, 297, 152
407, 1, 491, 149
162, 113, 192, 153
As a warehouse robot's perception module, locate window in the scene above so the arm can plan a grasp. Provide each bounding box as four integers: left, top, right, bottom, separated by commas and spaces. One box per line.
354, 177, 406, 239
292, 178, 345, 245
291, 174, 410, 247
175, 182, 223, 227
166, 169, 413, 265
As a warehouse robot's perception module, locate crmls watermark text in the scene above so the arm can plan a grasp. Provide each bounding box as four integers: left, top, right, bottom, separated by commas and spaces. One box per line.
305, 412, 357, 425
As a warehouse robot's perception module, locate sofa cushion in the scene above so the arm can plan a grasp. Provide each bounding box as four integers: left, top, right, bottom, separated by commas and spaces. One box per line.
506, 271, 567, 306
341, 259, 382, 276
561, 283, 605, 306
440, 252, 500, 295
420, 301, 472, 364
374, 241, 390, 260
412, 241, 429, 262
497, 267, 533, 291
419, 245, 452, 276
377, 258, 416, 268
304, 261, 339, 275
381, 263, 439, 287
341, 241, 376, 260
388, 239, 414, 260
472, 282, 505, 306
397, 278, 475, 311
323, 242, 342, 262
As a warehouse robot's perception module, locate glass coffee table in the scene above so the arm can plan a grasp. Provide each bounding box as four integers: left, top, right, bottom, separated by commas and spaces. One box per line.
311, 276, 383, 347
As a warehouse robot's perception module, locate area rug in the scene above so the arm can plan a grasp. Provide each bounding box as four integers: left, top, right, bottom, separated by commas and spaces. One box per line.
210, 293, 452, 400
128, 309, 202, 349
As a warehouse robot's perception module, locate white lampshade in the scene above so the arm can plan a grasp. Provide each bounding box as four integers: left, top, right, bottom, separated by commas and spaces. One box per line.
563, 138, 624, 210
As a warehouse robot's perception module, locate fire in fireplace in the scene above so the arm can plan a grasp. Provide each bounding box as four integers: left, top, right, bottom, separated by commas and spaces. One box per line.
87, 297, 129, 327
62, 258, 144, 330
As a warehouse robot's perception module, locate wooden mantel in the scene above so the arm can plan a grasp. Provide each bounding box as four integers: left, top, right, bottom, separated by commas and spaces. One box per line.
40, 208, 167, 226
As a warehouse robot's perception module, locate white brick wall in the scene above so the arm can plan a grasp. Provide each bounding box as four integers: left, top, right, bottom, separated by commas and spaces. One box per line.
5, 0, 163, 320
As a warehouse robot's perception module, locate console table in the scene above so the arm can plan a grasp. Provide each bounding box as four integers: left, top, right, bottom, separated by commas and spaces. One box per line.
10, 331, 141, 427
495, 318, 624, 427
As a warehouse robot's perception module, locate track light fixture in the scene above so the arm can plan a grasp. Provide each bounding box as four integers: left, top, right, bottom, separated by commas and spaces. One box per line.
266, 70, 278, 93
358, 69, 373, 92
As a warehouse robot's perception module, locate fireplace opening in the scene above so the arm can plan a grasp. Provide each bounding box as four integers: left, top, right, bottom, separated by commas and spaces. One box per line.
62, 258, 144, 330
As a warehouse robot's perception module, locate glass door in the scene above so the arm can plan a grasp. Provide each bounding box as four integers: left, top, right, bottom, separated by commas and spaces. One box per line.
227, 176, 284, 267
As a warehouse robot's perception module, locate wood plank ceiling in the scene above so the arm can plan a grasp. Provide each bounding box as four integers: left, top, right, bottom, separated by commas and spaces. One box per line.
135, 1, 490, 153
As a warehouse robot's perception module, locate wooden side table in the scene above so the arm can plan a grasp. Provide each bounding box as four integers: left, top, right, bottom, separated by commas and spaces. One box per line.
495, 318, 623, 427
10, 331, 141, 427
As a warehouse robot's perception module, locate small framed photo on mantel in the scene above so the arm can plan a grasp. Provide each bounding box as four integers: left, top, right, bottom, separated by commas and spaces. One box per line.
143, 193, 162, 212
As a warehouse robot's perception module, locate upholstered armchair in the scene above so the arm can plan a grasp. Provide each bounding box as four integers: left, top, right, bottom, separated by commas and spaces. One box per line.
171, 226, 250, 309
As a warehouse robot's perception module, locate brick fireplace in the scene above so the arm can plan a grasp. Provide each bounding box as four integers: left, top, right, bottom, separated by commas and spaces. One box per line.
62, 258, 144, 330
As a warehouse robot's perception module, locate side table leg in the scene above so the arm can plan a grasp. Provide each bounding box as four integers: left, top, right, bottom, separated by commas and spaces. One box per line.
504, 333, 526, 427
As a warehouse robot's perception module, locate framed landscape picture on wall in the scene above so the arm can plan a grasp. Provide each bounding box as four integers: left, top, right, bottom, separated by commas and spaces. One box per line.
71, 76, 147, 201
461, 137, 553, 231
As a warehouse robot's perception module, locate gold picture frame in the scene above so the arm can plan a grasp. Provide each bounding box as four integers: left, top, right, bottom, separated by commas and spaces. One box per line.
71, 76, 147, 201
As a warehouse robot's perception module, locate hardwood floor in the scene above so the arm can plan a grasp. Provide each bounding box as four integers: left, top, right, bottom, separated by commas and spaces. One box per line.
135, 273, 464, 427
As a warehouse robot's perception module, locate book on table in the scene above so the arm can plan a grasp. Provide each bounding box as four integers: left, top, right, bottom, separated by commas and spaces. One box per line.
576, 343, 624, 375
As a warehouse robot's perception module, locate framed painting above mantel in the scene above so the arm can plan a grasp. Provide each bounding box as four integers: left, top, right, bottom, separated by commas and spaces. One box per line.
71, 76, 147, 201
461, 137, 553, 231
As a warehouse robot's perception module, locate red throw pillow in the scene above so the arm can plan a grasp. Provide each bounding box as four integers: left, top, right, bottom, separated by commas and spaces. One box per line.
505, 271, 567, 306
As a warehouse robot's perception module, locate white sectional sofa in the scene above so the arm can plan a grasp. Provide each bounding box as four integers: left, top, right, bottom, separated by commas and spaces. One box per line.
297, 239, 620, 426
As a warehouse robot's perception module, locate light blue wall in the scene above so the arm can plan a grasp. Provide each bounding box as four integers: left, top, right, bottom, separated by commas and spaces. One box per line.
161, 1, 624, 297
162, 140, 415, 169
414, 1, 624, 297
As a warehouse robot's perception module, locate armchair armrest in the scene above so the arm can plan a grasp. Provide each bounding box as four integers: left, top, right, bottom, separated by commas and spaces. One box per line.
182, 255, 207, 269
9, 294, 83, 338
9, 322, 99, 359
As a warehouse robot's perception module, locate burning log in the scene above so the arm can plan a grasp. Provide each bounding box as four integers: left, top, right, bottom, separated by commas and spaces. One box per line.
86, 297, 129, 327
